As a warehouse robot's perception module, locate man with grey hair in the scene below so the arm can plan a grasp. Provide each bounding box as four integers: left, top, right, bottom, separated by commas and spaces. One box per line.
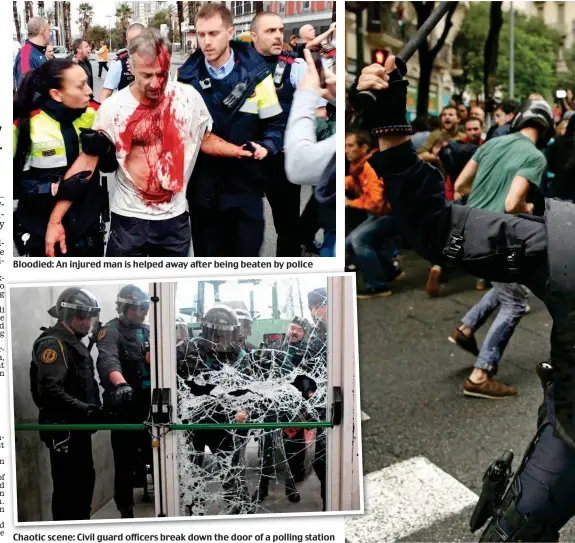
100, 23, 145, 102
13, 16, 50, 86
60, 28, 252, 257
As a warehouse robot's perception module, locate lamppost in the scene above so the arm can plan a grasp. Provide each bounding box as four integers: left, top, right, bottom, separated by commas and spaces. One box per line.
346, 2, 368, 76
106, 15, 113, 51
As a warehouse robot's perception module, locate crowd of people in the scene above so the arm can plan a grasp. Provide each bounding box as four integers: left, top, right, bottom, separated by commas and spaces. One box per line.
13, 6, 337, 258
346, 70, 575, 401
29, 284, 328, 520
352, 52, 575, 542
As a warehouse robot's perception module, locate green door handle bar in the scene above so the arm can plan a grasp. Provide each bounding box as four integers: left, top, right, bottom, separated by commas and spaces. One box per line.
15, 421, 333, 431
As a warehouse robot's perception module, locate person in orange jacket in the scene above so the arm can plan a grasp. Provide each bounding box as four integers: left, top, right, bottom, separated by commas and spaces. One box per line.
345, 130, 402, 298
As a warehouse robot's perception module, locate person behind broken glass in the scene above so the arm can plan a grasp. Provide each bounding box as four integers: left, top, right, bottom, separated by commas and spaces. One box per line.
176, 304, 254, 516
352, 55, 575, 542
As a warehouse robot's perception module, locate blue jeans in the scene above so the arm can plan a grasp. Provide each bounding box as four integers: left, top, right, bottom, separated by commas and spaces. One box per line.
461, 282, 527, 374
320, 230, 336, 257
345, 215, 398, 289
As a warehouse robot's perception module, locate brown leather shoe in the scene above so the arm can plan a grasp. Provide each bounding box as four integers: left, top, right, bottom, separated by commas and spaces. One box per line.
426, 265, 442, 297
448, 329, 480, 357
463, 377, 518, 399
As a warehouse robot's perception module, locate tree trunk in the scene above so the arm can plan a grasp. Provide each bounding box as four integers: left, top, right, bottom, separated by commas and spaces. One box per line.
177, 1, 184, 42
413, 1, 458, 117
332, 1, 336, 23
483, 1, 503, 103
38, 1, 45, 18
187, 2, 193, 25
13, 2, 21, 43
24, 1, 33, 23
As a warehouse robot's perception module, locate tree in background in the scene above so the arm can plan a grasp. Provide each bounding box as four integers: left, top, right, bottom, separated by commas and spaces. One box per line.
115, 3, 133, 46
13, 2, 21, 43
38, 1, 45, 18
77, 3, 94, 36
454, 3, 562, 103
24, 1, 33, 24
149, 9, 174, 42
412, 1, 458, 116
483, 2, 503, 104
85, 25, 109, 49
177, 1, 185, 43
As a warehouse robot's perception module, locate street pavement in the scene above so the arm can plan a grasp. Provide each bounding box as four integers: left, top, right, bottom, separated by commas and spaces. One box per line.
347, 251, 575, 542
88, 58, 313, 258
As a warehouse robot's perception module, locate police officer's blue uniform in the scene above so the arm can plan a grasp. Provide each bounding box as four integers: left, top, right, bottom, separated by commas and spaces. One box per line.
177, 41, 285, 257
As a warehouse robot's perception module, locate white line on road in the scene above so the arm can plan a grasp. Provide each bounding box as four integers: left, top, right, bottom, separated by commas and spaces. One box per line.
346, 456, 479, 543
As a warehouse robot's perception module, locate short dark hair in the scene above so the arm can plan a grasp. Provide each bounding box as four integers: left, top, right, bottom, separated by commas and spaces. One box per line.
465, 116, 484, 128
195, 3, 234, 28
251, 10, 282, 32
495, 100, 519, 116
346, 130, 372, 149
441, 105, 459, 117
72, 38, 87, 55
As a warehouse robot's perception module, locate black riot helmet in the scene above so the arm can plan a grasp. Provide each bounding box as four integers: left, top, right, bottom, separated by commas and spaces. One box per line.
50, 287, 101, 337
116, 284, 150, 323
511, 99, 554, 148
201, 304, 240, 352
235, 309, 253, 339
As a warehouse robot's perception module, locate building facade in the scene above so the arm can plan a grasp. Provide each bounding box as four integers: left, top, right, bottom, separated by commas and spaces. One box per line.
229, 1, 334, 38
346, 1, 468, 120
513, 1, 575, 73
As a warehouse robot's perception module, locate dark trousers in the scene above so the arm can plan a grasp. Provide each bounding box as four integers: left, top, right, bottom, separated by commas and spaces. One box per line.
190, 202, 264, 257
24, 223, 104, 257
49, 433, 95, 520
264, 175, 302, 257
300, 195, 320, 248
98, 61, 109, 77
106, 212, 191, 257
283, 428, 307, 482
313, 429, 327, 510
483, 385, 575, 540
111, 428, 152, 509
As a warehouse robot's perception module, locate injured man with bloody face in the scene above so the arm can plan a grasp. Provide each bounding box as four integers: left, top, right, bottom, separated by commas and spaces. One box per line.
45, 28, 252, 258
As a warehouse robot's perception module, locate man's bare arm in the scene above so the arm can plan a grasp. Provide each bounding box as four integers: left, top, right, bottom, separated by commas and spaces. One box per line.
419, 151, 439, 164
45, 153, 99, 257
200, 132, 252, 158
99, 88, 114, 103
305, 23, 336, 49
454, 159, 479, 196
505, 175, 533, 215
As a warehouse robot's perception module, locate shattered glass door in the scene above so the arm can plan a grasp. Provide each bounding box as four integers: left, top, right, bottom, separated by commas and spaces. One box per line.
173, 277, 330, 516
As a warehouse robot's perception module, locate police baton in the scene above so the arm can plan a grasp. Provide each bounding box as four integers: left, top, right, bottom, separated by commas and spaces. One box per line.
356, 1, 455, 105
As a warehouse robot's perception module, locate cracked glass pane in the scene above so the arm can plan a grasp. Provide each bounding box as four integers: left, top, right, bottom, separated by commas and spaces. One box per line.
175, 277, 329, 515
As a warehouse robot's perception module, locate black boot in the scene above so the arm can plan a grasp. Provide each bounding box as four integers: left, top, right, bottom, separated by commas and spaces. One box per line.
119, 506, 134, 518
285, 476, 300, 503
251, 478, 269, 503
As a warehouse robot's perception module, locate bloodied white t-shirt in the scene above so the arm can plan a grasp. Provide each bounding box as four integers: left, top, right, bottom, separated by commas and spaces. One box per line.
93, 81, 212, 220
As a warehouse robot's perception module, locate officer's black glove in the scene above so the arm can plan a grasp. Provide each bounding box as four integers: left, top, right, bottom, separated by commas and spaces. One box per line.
86, 405, 118, 424
111, 383, 135, 406
53, 170, 92, 201
350, 58, 412, 137
79, 128, 114, 157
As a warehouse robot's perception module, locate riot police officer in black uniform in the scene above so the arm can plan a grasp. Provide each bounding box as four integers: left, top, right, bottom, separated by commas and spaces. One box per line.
353, 55, 575, 541
235, 308, 256, 353
251, 10, 303, 257
177, 304, 253, 515
96, 285, 151, 518
99, 23, 144, 103
30, 288, 104, 520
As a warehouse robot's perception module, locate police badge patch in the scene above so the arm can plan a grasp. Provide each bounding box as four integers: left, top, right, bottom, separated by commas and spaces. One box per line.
41, 349, 58, 364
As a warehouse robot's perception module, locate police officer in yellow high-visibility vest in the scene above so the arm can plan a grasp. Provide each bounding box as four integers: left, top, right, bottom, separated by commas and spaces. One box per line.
13, 58, 116, 257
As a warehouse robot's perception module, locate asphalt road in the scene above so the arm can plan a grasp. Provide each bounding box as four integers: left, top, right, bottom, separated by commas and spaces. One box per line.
351, 251, 575, 542
87, 58, 313, 258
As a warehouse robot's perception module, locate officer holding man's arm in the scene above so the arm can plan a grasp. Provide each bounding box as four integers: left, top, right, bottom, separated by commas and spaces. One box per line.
353, 56, 575, 542
177, 3, 285, 257
30, 288, 104, 521
96, 285, 151, 519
